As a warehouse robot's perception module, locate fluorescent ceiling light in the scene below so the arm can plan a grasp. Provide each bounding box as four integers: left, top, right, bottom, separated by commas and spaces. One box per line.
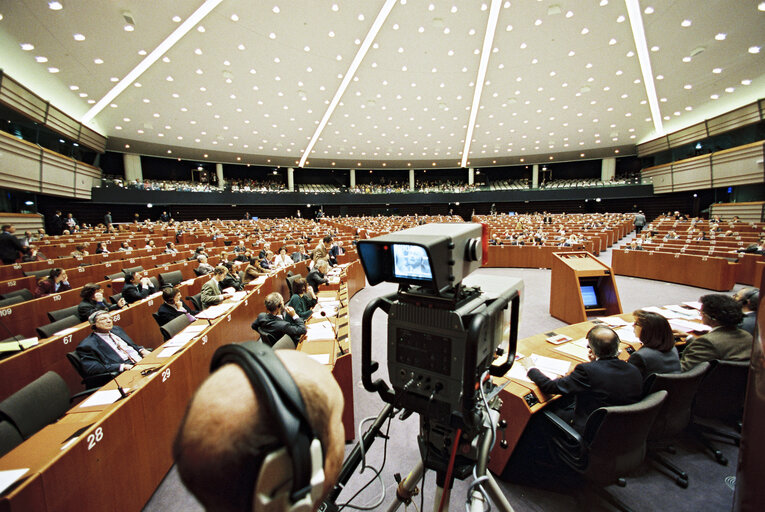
299, 0, 398, 167
82, 0, 224, 123
625, 0, 663, 134
461, 0, 502, 167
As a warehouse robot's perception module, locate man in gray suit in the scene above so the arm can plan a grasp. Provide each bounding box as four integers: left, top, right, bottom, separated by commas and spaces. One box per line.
633, 211, 646, 234
680, 294, 753, 371
201, 266, 233, 309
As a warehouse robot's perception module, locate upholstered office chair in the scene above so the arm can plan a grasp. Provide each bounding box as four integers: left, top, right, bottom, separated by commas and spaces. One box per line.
122, 265, 144, 275
24, 269, 52, 280
691, 360, 749, 465
0, 289, 34, 302
0, 420, 24, 457
151, 312, 163, 328
0, 371, 71, 440
286, 274, 302, 296
47, 304, 80, 323
643, 362, 710, 487
272, 334, 296, 350
106, 271, 125, 281
545, 391, 667, 512
192, 267, 206, 277
185, 293, 203, 313
36, 315, 81, 339
159, 270, 184, 287
66, 351, 118, 389
256, 327, 277, 347
160, 314, 193, 341
148, 276, 160, 290
0, 296, 24, 308
109, 293, 123, 306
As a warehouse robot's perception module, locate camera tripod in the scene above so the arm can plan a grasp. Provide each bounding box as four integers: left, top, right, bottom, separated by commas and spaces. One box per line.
321, 401, 515, 512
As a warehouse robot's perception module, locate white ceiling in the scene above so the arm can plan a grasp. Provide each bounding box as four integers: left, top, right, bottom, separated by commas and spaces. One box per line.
0, 0, 763, 169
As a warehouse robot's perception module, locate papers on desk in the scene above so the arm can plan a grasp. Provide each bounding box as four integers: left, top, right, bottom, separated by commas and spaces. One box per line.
157, 324, 208, 357
663, 304, 702, 320
0, 337, 39, 354
0, 468, 29, 495
505, 363, 532, 383
545, 333, 572, 345
553, 338, 591, 362
669, 318, 712, 333
640, 306, 676, 319
251, 276, 268, 286
596, 316, 631, 327
305, 321, 336, 341
529, 354, 571, 379
229, 291, 248, 302
614, 326, 641, 344
78, 388, 131, 408
181, 279, 196, 286
55, 326, 80, 337
195, 303, 236, 319
307, 353, 331, 365
683, 301, 702, 310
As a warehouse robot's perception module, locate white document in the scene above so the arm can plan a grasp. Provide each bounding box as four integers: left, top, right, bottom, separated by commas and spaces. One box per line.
307, 353, 330, 365
163, 332, 197, 348
529, 354, 571, 379
669, 318, 712, 333
614, 326, 641, 344
505, 363, 532, 383
157, 345, 185, 358
252, 276, 268, 286
596, 316, 631, 327
195, 303, 235, 319
0, 469, 29, 494
306, 321, 336, 341
682, 301, 702, 310
229, 291, 248, 301
183, 324, 207, 335
553, 343, 590, 362
78, 389, 131, 408
663, 304, 701, 319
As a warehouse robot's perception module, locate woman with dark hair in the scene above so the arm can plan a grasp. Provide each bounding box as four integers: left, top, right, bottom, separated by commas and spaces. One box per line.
286, 278, 317, 320
34, 268, 70, 298
627, 310, 681, 378
78, 283, 126, 321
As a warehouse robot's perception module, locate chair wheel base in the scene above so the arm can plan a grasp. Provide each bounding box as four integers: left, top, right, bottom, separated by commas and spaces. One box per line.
676, 477, 689, 488
617, 477, 627, 487
714, 451, 728, 465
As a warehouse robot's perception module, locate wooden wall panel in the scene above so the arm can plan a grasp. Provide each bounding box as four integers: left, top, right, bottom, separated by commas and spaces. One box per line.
707, 103, 762, 136
0, 74, 46, 124
671, 154, 712, 192
710, 201, 765, 223
40, 150, 76, 197
711, 141, 764, 187
45, 104, 80, 143
0, 132, 42, 191
668, 123, 708, 148
641, 163, 673, 193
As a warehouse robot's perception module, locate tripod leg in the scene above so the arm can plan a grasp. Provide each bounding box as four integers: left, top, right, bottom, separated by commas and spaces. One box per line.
385, 462, 424, 512
484, 474, 515, 512
432, 485, 451, 512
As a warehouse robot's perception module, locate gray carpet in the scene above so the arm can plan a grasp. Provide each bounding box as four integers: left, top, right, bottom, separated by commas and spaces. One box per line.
144, 241, 743, 511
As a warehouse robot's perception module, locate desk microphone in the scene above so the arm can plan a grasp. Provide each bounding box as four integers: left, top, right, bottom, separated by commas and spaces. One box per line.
320, 311, 346, 356
0, 316, 24, 352
113, 375, 129, 400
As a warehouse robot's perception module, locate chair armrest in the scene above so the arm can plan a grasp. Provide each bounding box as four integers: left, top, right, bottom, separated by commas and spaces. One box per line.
543, 410, 587, 463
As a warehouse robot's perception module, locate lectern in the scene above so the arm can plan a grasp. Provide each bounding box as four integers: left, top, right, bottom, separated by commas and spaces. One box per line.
550, 251, 622, 324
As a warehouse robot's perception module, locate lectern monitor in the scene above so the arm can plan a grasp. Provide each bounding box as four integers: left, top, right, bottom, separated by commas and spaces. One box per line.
580, 285, 600, 308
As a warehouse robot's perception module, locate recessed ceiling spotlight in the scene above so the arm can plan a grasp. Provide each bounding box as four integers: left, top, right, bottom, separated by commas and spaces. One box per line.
35, 56, 48, 63
332, 3, 339, 11
759, 2, 765, 11
124, 24, 134, 32
172, 15, 181, 22
358, 13, 364, 21
715, 33, 726, 41
616, 15, 625, 22
644, 6, 654, 14
682, 56, 691, 62
684, 84, 692, 89
681, 19, 691, 27
73, 33, 85, 41
749, 46, 761, 54
48, 1, 63, 10
238, 44, 245, 50
712, 67, 722, 73
138, 49, 147, 55
20, 43, 35, 51
197, 25, 205, 32
48, 67, 59, 73
600, 0, 608, 5
69, 85, 79, 90
110, 77, 118, 82
609, 38, 616, 45
565, 10, 574, 18
650, 46, 659, 52
272, 6, 280, 14
741, 79, 752, 85
93, 58, 104, 64
581, 27, 589, 35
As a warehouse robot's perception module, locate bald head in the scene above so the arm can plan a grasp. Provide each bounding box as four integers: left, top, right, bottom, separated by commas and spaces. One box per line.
173, 350, 345, 512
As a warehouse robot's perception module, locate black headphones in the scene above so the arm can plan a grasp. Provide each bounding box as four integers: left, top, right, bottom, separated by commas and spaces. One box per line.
210, 342, 324, 512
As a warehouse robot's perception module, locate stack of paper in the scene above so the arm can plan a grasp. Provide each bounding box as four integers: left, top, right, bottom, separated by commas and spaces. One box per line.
78, 388, 131, 408
229, 291, 248, 302
669, 318, 711, 333
596, 316, 631, 327
664, 304, 701, 320
306, 321, 336, 341
553, 338, 591, 361
196, 303, 236, 319
682, 301, 702, 310
529, 354, 571, 379
614, 326, 641, 344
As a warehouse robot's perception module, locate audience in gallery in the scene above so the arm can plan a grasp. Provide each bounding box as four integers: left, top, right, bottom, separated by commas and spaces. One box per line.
678, 294, 753, 371
78, 283, 126, 321
155, 287, 197, 326
627, 310, 681, 379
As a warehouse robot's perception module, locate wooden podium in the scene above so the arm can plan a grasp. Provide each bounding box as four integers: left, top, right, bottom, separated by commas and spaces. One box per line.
550, 251, 622, 324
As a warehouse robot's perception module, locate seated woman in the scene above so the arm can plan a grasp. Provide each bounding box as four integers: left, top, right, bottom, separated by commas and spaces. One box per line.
286, 278, 318, 320
34, 268, 70, 298
241, 262, 268, 285
77, 283, 126, 321
70, 244, 89, 258
155, 287, 197, 326
627, 310, 681, 379
272, 246, 294, 269
122, 271, 156, 304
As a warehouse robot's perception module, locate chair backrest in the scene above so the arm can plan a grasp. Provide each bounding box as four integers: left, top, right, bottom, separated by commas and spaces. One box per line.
1, 288, 34, 302
159, 270, 184, 287
256, 327, 276, 347
48, 304, 80, 323
151, 312, 163, 328
0, 371, 70, 439
581, 390, 668, 484
0, 295, 24, 308
644, 362, 710, 440
24, 268, 52, 279
0, 420, 24, 458
186, 293, 203, 313
286, 274, 302, 296
692, 360, 749, 422
36, 315, 81, 339
109, 293, 123, 306
149, 276, 160, 290
66, 351, 115, 389
160, 314, 193, 341
122, 265, 144, 275
272, 334, 296, 350
106, 271, 125, 281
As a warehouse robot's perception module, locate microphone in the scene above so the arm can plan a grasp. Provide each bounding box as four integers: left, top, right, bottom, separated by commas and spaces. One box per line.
0, 316, 24, 352
320, 310, 346, 356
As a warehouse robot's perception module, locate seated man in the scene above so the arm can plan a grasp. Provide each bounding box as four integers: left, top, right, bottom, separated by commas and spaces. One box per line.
156, 287, 197, 326
34, 268, 70, 298
307, 259, 330, 292
173, 346, 344, 511
733, 287, 759, 335
679, 294, 753, 371
201, 265, 234, 309
196, 255, 215, 275
521, 325, 643, 433
252, 292, 307, 346
121, 271, 156, 304
76, 311, 150, 376
328, 240, 345, 266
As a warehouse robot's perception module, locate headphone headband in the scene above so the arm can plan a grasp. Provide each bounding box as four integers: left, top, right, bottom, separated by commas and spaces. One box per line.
210, 342, 322, 508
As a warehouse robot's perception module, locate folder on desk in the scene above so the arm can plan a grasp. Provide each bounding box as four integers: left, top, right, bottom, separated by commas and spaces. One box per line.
0, 337, 39, 354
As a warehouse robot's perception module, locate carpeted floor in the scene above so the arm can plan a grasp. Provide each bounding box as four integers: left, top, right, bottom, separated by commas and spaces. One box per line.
144, 239, 744, 512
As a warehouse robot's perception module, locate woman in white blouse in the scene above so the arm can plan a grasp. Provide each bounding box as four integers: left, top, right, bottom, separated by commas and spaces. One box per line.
272, 246, 294, 269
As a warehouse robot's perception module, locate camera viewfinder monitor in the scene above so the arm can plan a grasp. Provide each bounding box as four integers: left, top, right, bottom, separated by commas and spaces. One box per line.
393, 244, 433, 281
580, 285, 600, 309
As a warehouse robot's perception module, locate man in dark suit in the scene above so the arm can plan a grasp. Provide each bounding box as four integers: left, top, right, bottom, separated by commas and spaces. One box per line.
49, 210, 65, 236
251, 292, 306, 346
521, 326, 643, 433
679, 294, 753, 371
76, 311, 150, 377
0, 225, 27, 264
307, 259, 329, 292
122, 271, 156, 304
733, 287, 758, 335
156, 287, 197, 326
104, 211, 113, 226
